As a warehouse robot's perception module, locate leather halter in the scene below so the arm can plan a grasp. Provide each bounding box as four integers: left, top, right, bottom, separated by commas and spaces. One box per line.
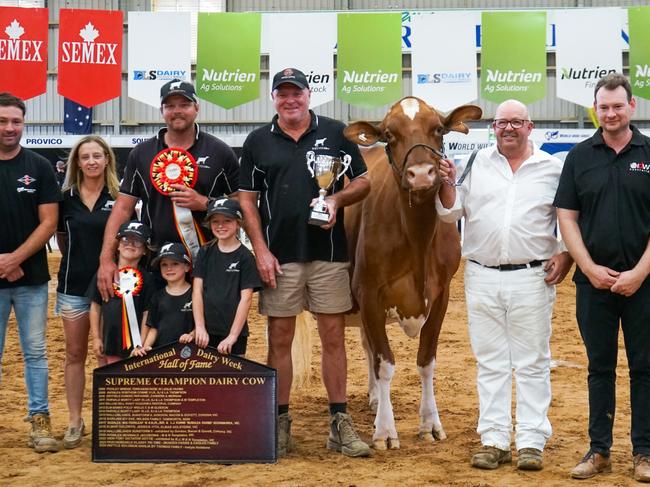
384, 142, 446, 180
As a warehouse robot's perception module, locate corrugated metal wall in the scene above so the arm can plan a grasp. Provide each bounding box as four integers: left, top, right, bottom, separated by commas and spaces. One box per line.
21, 0, 650, 136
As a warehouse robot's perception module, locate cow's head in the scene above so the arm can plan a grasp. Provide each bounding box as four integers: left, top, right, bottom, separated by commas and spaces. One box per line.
345, 97, 482, 195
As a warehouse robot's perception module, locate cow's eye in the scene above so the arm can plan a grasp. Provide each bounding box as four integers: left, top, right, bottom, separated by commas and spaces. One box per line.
384, 129, 395, 143
433, 127, 443, 136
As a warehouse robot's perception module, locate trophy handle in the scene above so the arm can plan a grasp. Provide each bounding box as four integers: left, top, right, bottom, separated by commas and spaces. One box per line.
306, 151, 316, 177
336, 154, 352, 181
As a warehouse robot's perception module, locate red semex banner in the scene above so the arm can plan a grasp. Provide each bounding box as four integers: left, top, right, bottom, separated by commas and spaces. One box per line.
0, 7, 48, 101
57, 9, 122, 107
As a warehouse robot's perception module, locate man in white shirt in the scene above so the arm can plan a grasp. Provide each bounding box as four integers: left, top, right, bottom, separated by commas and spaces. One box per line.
437, 99, 572, 471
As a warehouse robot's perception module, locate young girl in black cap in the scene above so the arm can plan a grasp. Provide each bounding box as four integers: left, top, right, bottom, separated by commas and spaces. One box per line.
192, 197, 261, 356
88, 221, 155, 364
133, 242, 194, 356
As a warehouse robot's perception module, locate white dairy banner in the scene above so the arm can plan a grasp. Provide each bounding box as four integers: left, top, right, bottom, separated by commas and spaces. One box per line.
555, 8, 622, 108
128, 12, 192, 108
267, 13, 336, 108
410, 12, 478, 112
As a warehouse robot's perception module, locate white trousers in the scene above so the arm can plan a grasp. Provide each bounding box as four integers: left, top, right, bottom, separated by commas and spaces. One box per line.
465, 261, 555, 451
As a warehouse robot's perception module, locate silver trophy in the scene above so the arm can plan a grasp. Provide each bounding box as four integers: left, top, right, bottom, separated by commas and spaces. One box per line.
306, 151, 351, 226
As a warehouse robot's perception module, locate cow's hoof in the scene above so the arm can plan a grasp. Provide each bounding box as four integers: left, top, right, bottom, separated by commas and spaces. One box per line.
372, 439, 388, 450
387, 437, 400, 449
432, 426, 447, 441
418, 431, 436, 443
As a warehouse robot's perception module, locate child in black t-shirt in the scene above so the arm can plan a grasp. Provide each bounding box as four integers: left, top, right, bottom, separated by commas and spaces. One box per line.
133, 242, 194, 356
89, 221, 154, 365
193, 198, 261, 356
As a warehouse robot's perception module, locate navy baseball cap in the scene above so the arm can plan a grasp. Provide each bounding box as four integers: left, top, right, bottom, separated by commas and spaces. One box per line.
117, 221, 151, 244
151, 242, 191, 268
272, 68, 310, 91
206, 197, 243, 221
160, 79, 198, 104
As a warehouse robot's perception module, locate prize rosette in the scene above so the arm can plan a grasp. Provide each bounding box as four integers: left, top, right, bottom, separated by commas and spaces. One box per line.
150, 147, 198, 195
113, 266, 143, 297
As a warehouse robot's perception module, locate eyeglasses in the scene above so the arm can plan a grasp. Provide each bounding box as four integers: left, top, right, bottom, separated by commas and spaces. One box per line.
119, 236, 145, 248
493, 119, 529, 129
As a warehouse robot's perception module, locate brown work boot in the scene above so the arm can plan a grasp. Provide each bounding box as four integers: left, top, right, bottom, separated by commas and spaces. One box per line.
327, 412, 371, 457
471, 445, 512, 469
277, 412, 294, 457
634, 454, 650, 483
26, 413, 60, 453
570, 450, 611, 479
517, 447, 543, 471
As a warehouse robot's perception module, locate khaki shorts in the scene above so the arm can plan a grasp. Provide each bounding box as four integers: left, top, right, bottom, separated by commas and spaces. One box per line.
259, 261, 352, 317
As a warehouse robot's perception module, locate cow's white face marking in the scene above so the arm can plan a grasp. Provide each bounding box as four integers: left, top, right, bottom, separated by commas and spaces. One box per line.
398, 314, 426, 338
400, 98, 420, 121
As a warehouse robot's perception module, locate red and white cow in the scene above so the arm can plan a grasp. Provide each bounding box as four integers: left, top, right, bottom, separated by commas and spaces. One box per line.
344, 97, 482, 450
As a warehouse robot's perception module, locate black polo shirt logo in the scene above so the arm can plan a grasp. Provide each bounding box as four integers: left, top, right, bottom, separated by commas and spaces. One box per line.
17, 174, 36, 185
101, 200, 115, 211
226, 261, 239, 272
181, 300, 192, 312
629, 161, 649, 174
312, 137, 330, 151
196, 155, 210, 167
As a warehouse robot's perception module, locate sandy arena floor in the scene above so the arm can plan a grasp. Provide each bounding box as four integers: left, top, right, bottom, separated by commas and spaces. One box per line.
0, 253, 639, 486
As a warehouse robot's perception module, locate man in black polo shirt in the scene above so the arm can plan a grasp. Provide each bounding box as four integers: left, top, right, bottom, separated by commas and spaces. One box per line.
554, 73, 650, 482
97, 79, 239, 300
0, 92, 60, 452
240, 68, 371, 458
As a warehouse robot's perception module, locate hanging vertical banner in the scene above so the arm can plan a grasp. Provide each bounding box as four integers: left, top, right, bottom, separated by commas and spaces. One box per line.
337, 13, 402, 108
196, 13, 260, 109
629, 7, 650, 101
0, 7, 48, 100
481, 11, 546, 104
555, 9, 621, 108
268, 13, 335, 109
128, 12, 191, 108
411, 12, 477, 112
58, 9, 123, 108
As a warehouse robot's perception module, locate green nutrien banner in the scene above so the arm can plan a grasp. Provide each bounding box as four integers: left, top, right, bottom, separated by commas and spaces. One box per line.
629, 7, 650, 101
196, 13, 260, 109
481, 11, 547, 104
337, 13, 402, 108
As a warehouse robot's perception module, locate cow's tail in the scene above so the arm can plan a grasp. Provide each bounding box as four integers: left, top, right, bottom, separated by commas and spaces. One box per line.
291, 311, 313, 390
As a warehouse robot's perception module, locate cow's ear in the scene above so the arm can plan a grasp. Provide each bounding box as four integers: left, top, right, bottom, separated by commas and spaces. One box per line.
441, 105, 483, 135
344, 122, 383, 146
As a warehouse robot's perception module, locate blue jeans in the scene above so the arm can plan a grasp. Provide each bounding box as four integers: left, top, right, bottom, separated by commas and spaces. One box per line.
0, 284, 50, 415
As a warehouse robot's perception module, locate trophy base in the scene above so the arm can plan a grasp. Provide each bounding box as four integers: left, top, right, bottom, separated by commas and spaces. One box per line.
308, 210, 330, 226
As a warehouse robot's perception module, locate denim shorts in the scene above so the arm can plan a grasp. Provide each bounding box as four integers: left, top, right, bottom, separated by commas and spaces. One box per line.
55, 292, 91, 320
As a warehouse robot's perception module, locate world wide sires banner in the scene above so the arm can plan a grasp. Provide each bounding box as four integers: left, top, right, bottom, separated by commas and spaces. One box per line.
337, 13, 402, 108
196, 12, 261, 109
481, 11, 547, 104
629, 6, 650, 101
57, 9, 123, 108
0, 7, 48, 101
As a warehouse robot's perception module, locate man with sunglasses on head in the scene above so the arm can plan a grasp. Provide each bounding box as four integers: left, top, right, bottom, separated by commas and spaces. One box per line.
437, 99, 572, 472
97, 79, 239, 301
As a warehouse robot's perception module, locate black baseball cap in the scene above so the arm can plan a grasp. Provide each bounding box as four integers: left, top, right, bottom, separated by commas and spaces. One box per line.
151, 242, 191, 268
206, 197, 243, 221
160, 79, 198, 104
117, 221, 151, 244
272, 68, 310, 91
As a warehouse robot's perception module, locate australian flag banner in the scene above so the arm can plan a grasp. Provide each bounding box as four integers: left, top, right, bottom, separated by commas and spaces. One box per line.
63, 98, 93, 134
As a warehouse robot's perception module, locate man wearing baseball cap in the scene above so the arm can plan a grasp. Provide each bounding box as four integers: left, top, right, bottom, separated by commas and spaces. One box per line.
97, 78, 239, 301
239, 68, 371, 457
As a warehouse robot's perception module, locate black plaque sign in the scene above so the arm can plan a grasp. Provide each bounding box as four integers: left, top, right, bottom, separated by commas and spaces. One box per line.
92, 343, 276, 463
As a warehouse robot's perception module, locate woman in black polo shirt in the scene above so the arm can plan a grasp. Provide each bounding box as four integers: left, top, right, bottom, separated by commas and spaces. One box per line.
55, 135, 119, 449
